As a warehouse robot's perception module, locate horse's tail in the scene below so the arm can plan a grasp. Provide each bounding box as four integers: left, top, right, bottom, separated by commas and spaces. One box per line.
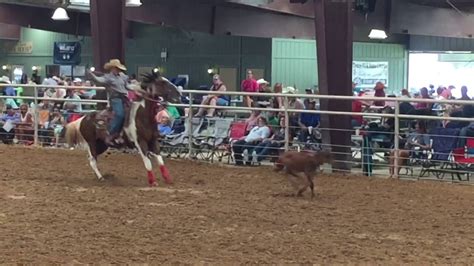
65, 117, 86, 149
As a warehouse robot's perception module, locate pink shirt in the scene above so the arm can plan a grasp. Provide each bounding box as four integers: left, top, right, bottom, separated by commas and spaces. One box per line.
155, 109, 170, 125
241, 79, 258, 93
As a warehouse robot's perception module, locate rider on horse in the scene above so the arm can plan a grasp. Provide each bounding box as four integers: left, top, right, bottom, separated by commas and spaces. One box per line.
88, 59, 131, 146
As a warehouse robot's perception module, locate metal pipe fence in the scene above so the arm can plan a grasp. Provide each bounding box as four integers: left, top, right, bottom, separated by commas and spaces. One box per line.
0, 84, 472, 183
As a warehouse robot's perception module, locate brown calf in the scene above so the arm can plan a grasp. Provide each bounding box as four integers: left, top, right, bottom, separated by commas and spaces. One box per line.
274, 150, 333, 198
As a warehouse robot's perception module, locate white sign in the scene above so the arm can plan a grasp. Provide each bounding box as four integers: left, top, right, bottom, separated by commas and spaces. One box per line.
352, 61, 389, 88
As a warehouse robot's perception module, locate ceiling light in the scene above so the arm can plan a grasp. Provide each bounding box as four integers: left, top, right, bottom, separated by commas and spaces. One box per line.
1, 65, 7, 70
368, 29, 387, 40
32, 66, 38, 71
126, 0, 142, 7
52, 7, 70, 21
89, 67, 95, 72
153, 67, 160, 73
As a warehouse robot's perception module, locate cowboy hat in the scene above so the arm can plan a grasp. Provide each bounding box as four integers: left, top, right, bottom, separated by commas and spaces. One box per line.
283, 86, 296, 94
0, 76, 11, 84
257, 78, 269, 85
104, 59, 127, 71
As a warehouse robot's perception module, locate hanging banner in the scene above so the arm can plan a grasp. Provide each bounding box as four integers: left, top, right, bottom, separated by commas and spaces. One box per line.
53, 42, 81, 65
352, 61, 389, 88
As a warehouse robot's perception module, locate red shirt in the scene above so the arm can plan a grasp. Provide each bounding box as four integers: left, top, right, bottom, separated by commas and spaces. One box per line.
241, 78, 258, 93
352, 99, 363, 124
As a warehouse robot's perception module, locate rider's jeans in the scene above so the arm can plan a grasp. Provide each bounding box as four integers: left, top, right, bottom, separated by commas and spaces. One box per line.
109, 97, 125, 135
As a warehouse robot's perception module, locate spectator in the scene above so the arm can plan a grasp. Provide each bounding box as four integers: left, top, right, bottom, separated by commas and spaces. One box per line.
16, 103, 34, 144
271, 83, 284, 110
195, 74, 229, 117
373, 82, 386, 106
64, 89, 82, 113
255, 79, 271, 103
459, 86, 471, 101
401, 89, 411, 98
0, 104, 20, 144
415, 87, 432, 110
232, 117, 271, 166
155, 102, 172, 135
39, 106, 66, 145
352, 91, 364, 128
241, 70, 258, 108
283, 86, 305, 132
245, 109, 262, 133
389, 120, 431, 176
298, 99, 320, 142
303, 88, 314, 109
254, 116, 289, 162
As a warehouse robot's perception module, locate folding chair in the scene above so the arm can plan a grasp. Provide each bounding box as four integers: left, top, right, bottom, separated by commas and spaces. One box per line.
419, 128, 460, 179
451, 138, 474, 181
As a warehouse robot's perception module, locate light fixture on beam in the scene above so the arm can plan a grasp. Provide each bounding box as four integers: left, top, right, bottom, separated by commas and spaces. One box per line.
89, 67, 96, 72
52, 7, 70, 21
153, 67, 161, 73
368, 29, 387, 40
126, 0, 142, 7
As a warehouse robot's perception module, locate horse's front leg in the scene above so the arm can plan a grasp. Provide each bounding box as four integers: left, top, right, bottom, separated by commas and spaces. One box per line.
135, 139, 157, 187
149, 139, 172, 184
86, 142, 104, 181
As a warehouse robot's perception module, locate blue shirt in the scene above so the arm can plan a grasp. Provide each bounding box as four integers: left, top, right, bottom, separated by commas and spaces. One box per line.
5, 86, 16, 96
0, 112, 21, 124
300, 113, 320, 127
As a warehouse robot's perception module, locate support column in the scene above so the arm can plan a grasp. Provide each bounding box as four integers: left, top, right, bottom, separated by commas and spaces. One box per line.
314, 0, 353, 172
90, 0, 125, 109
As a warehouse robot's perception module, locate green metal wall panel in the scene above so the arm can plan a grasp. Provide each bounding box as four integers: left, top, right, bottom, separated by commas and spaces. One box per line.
0, 25, 272, 89
272, 38, 408, 94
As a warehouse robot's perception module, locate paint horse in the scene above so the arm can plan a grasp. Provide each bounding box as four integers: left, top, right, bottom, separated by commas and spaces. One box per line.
65, 73, 181, 186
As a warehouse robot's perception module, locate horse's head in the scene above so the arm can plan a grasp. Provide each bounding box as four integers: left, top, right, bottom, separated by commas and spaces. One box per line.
141, 72, 181, 104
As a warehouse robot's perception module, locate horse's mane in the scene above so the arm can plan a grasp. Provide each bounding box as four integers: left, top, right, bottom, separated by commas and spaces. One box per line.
141, 72, 161, 88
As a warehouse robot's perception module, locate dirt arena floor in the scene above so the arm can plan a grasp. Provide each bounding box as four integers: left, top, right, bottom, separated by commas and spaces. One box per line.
0, 145, 473, 264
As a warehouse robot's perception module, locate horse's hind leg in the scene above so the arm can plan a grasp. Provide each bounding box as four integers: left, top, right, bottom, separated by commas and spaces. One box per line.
86, 143, 103, 181
304, 172, 315, 199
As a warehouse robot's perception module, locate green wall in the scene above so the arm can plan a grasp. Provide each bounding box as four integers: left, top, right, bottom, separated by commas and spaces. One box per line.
0, 28, 93, 79
0, 25, 272, 90
271, 38, 408, 94
126, 23, 272, 89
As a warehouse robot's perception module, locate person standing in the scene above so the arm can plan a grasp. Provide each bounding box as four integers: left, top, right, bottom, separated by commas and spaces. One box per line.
241, 70, 258, 108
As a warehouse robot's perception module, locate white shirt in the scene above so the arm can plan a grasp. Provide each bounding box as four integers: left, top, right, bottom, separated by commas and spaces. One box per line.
245, 126, 271, 143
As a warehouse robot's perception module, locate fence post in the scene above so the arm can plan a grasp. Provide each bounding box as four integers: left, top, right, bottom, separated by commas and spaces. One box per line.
187, 92, 193, 159
33, 86, 39, 146
284, 96, 290, 151
393, 99, 400, 179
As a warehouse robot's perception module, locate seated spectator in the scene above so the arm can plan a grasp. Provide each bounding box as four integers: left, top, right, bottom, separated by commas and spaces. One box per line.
155, 102, 172, 135
401, 89, 411, 99
255, 79, 271, 103
298, 100, 320, 142
39, 106, 66, 145
16, 103, 34, 144
232, 117, 271, 166
271, 83, 284, 110
64, 89, 83, 113
241, 70, 258, 108
195, 74, 229, 117
352, 91, 364, 128
459, 86, 471, 101
254, 116, 289, 162
389, 120, 431, 177
245, 109, 262, 133
415, 87, 432, 110
373, 82, 386, 106
0, 104, 20, 144
282, 86, 305, 132
303, 88, 314, 109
